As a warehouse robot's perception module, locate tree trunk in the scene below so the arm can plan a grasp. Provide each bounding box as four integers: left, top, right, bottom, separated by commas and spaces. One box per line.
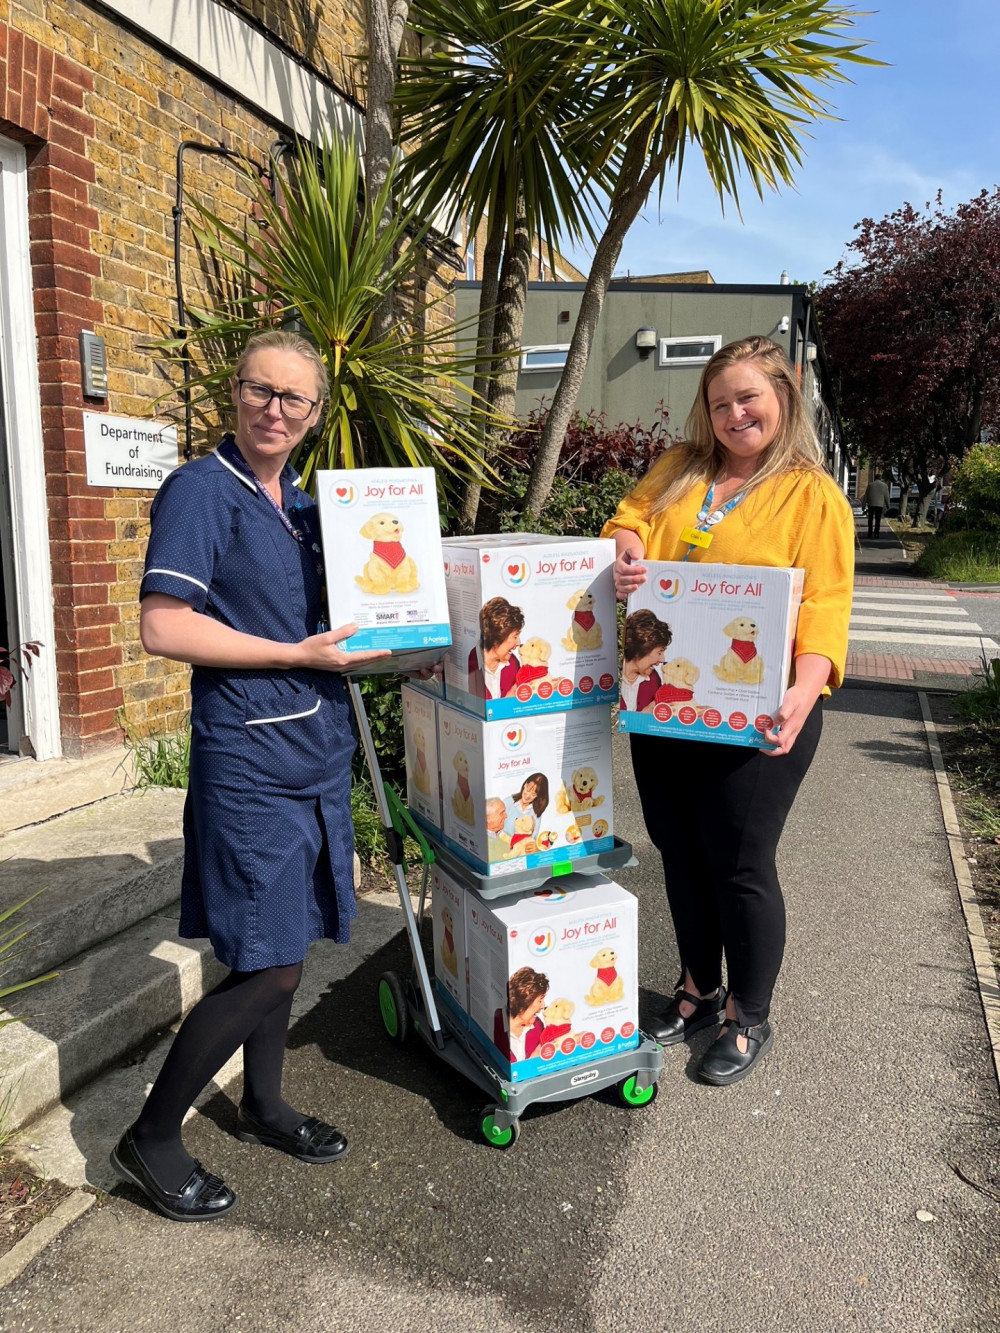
456, 203, 506, 534
522, 125, 669, 519
364, 1, 410, 344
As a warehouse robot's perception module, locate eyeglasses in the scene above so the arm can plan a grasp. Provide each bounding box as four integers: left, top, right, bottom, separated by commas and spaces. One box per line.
237, 379, 319, 421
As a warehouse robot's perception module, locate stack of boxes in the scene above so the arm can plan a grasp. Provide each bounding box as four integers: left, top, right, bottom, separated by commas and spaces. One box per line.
404, 534, 641, 1083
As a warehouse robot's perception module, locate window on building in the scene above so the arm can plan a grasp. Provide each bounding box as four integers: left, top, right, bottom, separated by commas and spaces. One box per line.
658, 335, 721, 367
520, 345, 570, 372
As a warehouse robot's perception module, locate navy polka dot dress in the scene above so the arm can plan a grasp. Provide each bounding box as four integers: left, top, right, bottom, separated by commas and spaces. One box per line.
141, 445, 357, 970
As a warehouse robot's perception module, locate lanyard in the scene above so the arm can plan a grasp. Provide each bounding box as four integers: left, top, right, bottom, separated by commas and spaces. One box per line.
217, 436, 329, 632
681, 476, 746, 562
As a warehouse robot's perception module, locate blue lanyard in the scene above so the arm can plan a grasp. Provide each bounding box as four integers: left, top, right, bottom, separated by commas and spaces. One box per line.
682, 476, 746, 562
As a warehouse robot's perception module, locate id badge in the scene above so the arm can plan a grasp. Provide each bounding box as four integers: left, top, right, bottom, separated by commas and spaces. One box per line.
680, 526, 713, 549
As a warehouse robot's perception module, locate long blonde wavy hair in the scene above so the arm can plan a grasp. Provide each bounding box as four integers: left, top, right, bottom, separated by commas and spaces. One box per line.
629, 335, 826, 520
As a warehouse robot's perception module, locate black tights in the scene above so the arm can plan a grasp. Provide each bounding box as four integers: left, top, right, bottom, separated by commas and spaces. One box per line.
630, 701, 822, 1027
131, 962, 304, 1190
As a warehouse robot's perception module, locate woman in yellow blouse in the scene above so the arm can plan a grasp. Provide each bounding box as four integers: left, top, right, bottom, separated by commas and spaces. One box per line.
603, 335, 854, 1085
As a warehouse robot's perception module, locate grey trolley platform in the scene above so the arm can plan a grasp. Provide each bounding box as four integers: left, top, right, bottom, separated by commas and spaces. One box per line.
349, 679, 663, 1149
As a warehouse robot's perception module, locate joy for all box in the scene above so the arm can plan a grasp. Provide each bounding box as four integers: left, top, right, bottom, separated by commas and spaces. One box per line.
619, 561, 804, 748
464, 875, 639, 1083
430, 864, 470, 1029
440, 534, 617, 719
316, 467, 451, 671
401, 683, 441, 829
436, 700, 615, 877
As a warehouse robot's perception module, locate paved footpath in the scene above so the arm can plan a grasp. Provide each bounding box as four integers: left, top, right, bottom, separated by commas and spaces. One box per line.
4, 556, 1000, 1332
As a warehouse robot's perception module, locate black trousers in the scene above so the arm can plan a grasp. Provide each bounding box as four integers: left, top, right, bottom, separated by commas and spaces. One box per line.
630, 701, 823, 1026
867, 506, 884, 537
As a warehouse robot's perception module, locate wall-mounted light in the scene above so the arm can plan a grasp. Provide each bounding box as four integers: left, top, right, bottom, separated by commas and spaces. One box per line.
805, 341, 818, 362
635, 326, 657, 360
777, 315, 790, 335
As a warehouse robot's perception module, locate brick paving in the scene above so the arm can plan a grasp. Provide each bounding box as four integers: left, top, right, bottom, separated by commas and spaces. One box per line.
845, 653, 977, 682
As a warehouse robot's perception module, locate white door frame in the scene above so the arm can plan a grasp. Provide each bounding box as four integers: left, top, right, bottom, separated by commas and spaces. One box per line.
0, 136, 61, 760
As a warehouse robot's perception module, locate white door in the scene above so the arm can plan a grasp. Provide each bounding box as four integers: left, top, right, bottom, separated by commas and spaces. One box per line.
0, 135, 60, 760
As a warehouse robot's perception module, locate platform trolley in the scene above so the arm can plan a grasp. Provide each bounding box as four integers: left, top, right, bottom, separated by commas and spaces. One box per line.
348, 678, 663, 1149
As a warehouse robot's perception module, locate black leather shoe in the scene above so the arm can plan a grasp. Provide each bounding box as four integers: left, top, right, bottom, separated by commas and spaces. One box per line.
235, 1105, 350, 1164
646, 984, 727, 1046
698, 1018, 773, 1086
110, 1128, 237, 1222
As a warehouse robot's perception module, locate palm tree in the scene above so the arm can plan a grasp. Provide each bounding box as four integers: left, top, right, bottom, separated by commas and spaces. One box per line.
157, 134, 494, 494
394, 0, 615, 529
521, 0, 881, 518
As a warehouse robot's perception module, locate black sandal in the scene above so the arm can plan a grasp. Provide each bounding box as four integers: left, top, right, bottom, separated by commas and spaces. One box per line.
698, 1018, 773, 1085
646, 981, 727, 1046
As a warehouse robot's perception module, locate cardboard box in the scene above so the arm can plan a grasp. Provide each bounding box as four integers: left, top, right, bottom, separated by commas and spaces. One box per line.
316, 467, 450, 671
401, 683, 442, 828
465, 874, 639, 1083
441, 534, 617, 718
619, 561, 804, 748
430, 864, 470, 1028
436, 700, 615, 877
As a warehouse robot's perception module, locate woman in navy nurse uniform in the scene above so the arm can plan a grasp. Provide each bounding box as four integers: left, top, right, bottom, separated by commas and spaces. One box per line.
111, 330, 390, 1222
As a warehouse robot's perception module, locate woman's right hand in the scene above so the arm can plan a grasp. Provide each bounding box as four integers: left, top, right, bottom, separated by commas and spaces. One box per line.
613, 549, 647, 600
295, 623, 393, 673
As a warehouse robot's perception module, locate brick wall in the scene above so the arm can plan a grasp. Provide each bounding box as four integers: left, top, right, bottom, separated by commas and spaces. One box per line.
0, 0, 379, 754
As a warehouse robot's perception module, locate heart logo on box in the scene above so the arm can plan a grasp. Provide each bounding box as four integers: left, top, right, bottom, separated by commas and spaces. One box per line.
507, 564, 519, 576
507, 730, 517, 741
659, 578, 671, 591
534, 935, 546, 946
336, 487, 347, 498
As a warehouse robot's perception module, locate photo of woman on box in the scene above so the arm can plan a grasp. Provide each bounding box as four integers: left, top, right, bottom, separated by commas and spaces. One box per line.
620, 609, 674, 713
504, 771, 550, 843
467, 596, 523, 699
110, 330, 390, 1223
604, 335, 854, 1086
493, 967, 549, 1063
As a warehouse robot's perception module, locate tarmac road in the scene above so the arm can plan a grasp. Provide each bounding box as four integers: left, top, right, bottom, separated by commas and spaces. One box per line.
4, 690, 1000, 1333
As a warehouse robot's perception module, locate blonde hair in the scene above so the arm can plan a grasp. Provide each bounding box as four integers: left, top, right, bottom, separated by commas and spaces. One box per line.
631, 335, 825, 519
234, 329, 329, 402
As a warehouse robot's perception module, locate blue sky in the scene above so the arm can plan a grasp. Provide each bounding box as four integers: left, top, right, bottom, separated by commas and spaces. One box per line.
567, 2, 1000, 287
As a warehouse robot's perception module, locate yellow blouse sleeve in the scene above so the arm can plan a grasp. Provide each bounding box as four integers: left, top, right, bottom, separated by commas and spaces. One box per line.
791, 476, 856, 689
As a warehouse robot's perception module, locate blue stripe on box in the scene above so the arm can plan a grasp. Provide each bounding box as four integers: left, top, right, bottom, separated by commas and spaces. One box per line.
345, 622, 451, 652
467, 1016, 639, 1083
618, 708, 775, 749
446, 682, 617, 720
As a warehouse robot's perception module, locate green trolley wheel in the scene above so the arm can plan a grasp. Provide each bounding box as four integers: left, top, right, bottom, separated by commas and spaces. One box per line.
378, 971, 409, 1045
617, 1075, 658, 1108
480, 1105, 520, 1149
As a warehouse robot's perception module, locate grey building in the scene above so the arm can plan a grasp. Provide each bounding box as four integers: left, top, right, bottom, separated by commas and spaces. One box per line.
456, 278, 848, 489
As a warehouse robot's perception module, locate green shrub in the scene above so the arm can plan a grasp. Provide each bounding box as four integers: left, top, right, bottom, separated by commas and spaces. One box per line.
496, 469, 638, 539
950, 443, 1000, 532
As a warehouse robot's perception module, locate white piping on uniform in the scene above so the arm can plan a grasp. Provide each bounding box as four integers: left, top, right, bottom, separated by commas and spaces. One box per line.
245, 698, 322, 726
214, 448, 257, 491
146, 568, 209, 592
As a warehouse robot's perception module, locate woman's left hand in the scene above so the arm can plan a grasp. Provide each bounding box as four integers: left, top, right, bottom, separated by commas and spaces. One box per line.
762, 654, 832, 757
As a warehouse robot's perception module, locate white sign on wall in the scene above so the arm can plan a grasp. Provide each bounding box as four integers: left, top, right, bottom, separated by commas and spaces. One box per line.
83, 412, 179, 490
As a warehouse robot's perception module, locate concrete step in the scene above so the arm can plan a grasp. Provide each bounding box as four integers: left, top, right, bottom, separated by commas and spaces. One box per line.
0, 746, 136, 835
0, 902, 227, 1133
0, 788, 186, 987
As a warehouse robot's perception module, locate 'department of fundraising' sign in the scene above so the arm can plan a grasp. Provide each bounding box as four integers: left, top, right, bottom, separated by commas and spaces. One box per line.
83, 412, 180, 490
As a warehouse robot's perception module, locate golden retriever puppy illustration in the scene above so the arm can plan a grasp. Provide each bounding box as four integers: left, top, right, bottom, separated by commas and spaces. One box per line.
561, 589, 603, 652
450, 750, 475, 825
411, 726, 432, 797
713, 616, 764, 685
556, 766, 605, 814
439, 905, 458, 977
584, 947, 625, 1006
504, 813, 537, 858
355, 513, 420, 594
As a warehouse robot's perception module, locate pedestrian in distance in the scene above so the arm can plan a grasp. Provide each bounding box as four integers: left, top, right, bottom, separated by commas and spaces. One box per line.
111, 330, 390, 1222
863, 474, 891, 538
604, 335, 854, 1086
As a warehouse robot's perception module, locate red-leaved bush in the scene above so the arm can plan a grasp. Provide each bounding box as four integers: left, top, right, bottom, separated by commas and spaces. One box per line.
504, 401, 675, 483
